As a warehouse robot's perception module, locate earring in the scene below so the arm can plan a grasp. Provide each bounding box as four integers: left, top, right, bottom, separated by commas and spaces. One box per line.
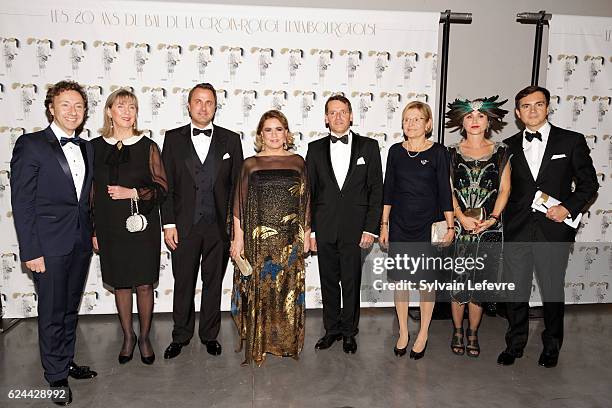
283, 142, 288, 150
110, 117, 114, 129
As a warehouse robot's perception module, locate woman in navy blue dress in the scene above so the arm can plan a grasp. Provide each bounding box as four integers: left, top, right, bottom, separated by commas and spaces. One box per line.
379, 101, 454, 359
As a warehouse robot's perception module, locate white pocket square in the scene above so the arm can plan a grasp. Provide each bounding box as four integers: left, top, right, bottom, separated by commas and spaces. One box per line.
222, 153, 231, 160
551, 154, 566, 160
356, 157, 366, 165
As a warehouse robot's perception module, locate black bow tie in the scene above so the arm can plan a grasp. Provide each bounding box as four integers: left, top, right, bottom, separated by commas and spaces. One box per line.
525, 131, 542, 142
331, 134, 349, 144
60, 136, 85, 146
193, 128, 212, 137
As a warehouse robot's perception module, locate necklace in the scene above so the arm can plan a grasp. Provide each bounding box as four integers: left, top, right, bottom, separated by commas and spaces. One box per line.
405, 139, 428, 158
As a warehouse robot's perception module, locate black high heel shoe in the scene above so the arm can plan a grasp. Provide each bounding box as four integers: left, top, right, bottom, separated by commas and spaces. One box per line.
118, 332, 137, 364
409, 340, 428, 360
393, 335, 410, 357
138, 338, 156, 365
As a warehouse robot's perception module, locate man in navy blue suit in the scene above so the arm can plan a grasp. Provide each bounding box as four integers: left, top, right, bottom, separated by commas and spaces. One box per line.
11, 81, 97, 405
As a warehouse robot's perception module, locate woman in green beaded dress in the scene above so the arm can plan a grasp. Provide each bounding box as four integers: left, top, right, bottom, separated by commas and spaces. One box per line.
446, 96, 511, 358
230, 110, 310, 366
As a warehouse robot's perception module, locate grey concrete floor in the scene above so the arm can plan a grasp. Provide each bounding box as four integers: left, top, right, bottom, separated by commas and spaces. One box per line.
1, 305, 611, 408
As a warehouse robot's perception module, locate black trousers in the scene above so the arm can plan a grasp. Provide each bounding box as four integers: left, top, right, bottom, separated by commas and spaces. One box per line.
317, 240, 363, 337
503, 226, 570, 357
33, 240, 91, 384
171, 219, 229, 343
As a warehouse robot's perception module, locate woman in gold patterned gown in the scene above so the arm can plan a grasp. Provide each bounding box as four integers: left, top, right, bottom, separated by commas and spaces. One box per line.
230, 110, 310, 366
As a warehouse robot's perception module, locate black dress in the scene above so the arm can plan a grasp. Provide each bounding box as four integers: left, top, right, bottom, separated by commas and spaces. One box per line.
92, 135, 168, 288
383, 142, 453, 282
448, 142, 509, 303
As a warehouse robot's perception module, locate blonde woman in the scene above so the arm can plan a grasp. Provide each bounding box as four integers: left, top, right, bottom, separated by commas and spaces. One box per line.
91, 88, 167, 365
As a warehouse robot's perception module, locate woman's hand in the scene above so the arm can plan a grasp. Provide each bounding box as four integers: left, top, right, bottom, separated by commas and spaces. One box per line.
473, 218, 497, 234
230, 236, 244, 261
107, 185, 137, 200
379, 225, 389, 249
458, 216, 480, 234
439, 227, 455, 247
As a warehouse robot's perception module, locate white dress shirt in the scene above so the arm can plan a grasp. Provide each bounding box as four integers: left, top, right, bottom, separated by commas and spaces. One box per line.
522, 121, 551, 180
191, 123, 214, 164
51, 122, 85, 201
329, 131, 351, 189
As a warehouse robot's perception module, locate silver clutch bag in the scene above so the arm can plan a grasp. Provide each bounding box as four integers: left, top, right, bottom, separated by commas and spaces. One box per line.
126, 198, 148, 233
431, 220, 448, 244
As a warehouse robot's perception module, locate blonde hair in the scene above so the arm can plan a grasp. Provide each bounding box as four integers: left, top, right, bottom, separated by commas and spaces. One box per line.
402, 101, 434, 137
254, 110, 295, 153
100, 88, 143, 138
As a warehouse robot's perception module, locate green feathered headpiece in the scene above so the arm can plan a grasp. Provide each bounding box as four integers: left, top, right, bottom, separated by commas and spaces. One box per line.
445, 95, 508, 135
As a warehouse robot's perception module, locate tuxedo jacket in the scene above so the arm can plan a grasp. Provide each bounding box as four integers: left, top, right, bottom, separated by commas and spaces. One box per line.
10, 126, 94, 261
160, 124, 243, 241
503, 125, 598, 242
306, 132, 383, 244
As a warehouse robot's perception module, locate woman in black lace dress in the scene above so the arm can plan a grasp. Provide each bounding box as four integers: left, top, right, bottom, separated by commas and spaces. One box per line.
92, 89, 167, 365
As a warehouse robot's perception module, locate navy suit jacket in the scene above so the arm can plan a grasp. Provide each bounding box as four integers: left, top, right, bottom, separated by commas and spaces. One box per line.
10, 126, 94, 262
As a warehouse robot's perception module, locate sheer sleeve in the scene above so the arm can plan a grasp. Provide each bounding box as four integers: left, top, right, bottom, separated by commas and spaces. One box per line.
230, 158, 251, 240
136, 142, 168, 214
299, 157, 311, 231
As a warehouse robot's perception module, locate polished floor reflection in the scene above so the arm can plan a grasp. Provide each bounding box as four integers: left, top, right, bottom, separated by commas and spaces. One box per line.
1, 305, 611, 407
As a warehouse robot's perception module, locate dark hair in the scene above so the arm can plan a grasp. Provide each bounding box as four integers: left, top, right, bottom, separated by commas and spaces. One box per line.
515, 85, 550, 109
44, 80, 88, 127
254, 110, 294, 152
188, 82, 217, 107
324, 94, 352, 114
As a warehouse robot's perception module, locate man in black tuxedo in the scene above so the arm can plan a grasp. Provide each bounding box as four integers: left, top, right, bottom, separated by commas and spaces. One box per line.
11, 81, 97, 406
306, 95, 383, 353
161, 83, 243, 358
497, 86, 598, 368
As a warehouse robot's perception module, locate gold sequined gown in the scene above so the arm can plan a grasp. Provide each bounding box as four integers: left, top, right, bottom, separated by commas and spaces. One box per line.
231, 154, 310, 366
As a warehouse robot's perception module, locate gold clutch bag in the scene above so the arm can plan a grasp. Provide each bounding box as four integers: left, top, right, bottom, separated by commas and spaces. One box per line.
463, 207, 485, 221
234, 254, 252, 277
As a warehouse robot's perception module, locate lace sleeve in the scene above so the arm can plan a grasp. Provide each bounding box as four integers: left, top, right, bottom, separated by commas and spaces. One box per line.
300, 158, 311, 231
136, 142, 168, 214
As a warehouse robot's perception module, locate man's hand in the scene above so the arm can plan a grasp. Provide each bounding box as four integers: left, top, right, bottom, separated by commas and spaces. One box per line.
92, 236, 99, 252
309, 236, 317, 253
546, 205, 570, 223
359, 233, 375, 249
25, 256, 45, 273
164, 227, 179, 250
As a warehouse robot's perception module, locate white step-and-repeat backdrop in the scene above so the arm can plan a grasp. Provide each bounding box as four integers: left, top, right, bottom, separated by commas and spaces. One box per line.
0, 0, 440, 317
543, 15, 612, 304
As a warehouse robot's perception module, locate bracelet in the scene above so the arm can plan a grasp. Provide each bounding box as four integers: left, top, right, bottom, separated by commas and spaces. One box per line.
447, 226, 454, 230
490, 214, 499, 221
381, 221, 389, 226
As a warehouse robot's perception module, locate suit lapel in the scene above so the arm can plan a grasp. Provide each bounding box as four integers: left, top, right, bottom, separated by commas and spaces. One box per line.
324, 136, 341, 192
210, 125, 227, 185
181, 125, 198, 181
509, 132, 535, 183
77, 141, 91, 203
45, 127, 77, 200
341, 132, 359, 193
535, 126, 559, 183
